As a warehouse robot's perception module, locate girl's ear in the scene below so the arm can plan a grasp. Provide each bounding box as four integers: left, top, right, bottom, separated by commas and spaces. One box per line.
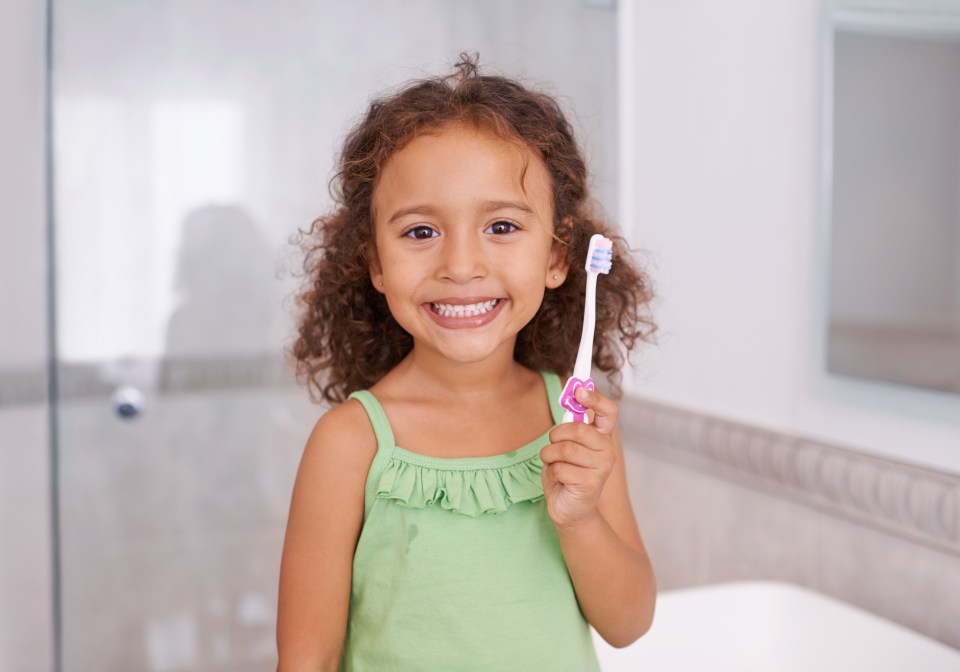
369, 263, 384, 293
546, 217, 572, 289
546, 251, 569, 289
367, 244, 385, 293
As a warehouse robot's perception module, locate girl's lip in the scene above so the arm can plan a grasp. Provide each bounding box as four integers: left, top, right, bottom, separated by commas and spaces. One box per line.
422, 298, 506, 329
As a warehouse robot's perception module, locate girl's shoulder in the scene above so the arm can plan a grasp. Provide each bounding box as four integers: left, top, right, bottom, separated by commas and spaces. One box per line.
301, 398, 379, 480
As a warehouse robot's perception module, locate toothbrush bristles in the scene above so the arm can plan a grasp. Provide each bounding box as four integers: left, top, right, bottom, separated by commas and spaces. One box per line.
586, 235, 613, 274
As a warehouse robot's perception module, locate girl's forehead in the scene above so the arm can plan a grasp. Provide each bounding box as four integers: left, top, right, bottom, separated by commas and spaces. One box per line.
392, 122, 532, 169
372, 123, 552, 216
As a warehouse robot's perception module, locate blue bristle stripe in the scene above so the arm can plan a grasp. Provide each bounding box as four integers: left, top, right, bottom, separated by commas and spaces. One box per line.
587, 236, 614, 273
588, 255, 612, 271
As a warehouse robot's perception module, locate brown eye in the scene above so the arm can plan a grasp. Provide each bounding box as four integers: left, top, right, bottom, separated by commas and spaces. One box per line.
404, 225, 438, 240
486, 220, 518, 235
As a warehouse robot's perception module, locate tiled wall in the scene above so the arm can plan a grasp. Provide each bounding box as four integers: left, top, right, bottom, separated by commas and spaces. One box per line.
55, 385, 318, 671
0, 404, 53, 672
621, 396, 960, 650
0, 368, 322, 671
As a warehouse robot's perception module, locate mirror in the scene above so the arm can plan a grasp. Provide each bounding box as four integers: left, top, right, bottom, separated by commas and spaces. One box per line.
826, 1, 960, 394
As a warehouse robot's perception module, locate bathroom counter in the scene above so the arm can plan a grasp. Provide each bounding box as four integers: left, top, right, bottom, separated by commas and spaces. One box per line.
592, 581, 960, 671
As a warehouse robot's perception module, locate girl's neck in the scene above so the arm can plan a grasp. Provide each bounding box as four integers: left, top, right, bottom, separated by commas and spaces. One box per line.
373, 344, 553, 459
389, 344, 527, 403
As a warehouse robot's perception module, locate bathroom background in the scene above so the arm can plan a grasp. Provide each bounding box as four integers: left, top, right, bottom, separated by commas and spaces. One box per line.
2, 0, 959, 671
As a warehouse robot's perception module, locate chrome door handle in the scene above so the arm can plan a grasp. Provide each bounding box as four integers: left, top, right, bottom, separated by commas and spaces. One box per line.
112, 386, 145, 419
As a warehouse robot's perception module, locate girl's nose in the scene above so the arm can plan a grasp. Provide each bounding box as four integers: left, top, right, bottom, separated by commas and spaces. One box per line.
438, 231, 487, 283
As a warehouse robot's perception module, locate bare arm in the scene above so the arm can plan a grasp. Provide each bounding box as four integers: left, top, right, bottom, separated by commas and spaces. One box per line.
276, 401, 375, 671
541, 388, 656, 648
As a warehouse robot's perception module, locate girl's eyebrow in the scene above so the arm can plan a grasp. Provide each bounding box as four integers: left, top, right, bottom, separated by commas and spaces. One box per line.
480, 199, 534, 215
386, 205, 437, 225
386, 200, 533, 225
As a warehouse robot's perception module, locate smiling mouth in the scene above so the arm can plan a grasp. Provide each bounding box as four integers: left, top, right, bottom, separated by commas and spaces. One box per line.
429, 299, 501, 318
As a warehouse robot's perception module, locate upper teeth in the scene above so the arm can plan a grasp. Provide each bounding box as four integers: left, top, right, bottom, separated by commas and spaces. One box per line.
432, 299, 499, 317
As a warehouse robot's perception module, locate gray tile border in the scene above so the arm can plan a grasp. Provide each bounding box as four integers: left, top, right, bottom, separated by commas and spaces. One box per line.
0, 355, 301, 408
0, 367, 48, 407
621, 395, 960, 557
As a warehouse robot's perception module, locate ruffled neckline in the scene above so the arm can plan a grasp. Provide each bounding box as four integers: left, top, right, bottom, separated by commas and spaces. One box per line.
375, 437, 547, 517
355, 371, 562, 517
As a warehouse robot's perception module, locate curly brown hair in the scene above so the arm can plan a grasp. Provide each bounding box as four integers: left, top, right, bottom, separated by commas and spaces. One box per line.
293, 54, 657, 404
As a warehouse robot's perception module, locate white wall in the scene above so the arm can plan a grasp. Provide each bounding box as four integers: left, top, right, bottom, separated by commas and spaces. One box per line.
0, 0, 48, 370
621, 0, 960, 473
0, 0, 54, 670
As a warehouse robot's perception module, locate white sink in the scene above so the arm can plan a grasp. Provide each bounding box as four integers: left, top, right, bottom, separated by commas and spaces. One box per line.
592, 581, 960, 671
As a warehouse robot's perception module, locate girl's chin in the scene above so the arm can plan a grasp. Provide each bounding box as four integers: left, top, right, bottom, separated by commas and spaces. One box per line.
423, 342, 516, 367
411, 325, 520, 366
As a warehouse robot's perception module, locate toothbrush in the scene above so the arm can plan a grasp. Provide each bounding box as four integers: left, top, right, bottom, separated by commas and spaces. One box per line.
559, 234, 613, 424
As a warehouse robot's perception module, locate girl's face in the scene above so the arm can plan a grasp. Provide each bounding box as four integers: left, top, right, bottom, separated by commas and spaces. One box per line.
369, 122, 568, 367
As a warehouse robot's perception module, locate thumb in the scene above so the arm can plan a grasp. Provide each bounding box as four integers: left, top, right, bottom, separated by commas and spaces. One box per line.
575, 386, 618, 436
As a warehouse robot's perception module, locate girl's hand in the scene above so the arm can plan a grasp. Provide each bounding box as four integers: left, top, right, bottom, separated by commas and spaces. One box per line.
540, 385, 620, 529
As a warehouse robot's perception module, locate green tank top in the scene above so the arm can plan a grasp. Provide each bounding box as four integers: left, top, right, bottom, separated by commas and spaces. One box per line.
341, 370, 601, 672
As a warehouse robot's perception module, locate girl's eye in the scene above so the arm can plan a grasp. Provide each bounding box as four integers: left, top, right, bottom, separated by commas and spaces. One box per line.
403, 225, 438, 240
486, 220, 518, 235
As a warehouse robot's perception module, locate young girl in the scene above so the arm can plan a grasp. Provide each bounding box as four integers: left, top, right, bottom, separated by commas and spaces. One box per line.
277, 56, 658, 672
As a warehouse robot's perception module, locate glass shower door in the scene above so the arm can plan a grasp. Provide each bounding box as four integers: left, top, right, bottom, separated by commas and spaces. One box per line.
51, 1, 617, 669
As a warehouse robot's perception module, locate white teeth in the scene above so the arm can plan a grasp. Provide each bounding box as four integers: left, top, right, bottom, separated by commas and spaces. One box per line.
431, 299, 499, 318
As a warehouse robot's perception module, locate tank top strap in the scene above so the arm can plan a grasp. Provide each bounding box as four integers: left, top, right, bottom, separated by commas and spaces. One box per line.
348, 389, 396, 450
348, 390, 397, 520
540, 370, 565, 425
349, 371, 560, 444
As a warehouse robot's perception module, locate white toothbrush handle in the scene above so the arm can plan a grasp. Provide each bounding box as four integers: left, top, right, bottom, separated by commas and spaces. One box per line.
572, 272, 598, 381
559, 234, 611, 424
558, 272, 598, 425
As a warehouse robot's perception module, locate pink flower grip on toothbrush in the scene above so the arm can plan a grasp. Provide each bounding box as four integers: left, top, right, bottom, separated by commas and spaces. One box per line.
559, 376, 595, 423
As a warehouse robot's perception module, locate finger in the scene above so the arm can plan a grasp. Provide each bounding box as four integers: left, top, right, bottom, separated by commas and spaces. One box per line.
549, 422, 609, 453
573, 386, 618, 435
540, 442, 603, 469
546, 461, 591, 487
